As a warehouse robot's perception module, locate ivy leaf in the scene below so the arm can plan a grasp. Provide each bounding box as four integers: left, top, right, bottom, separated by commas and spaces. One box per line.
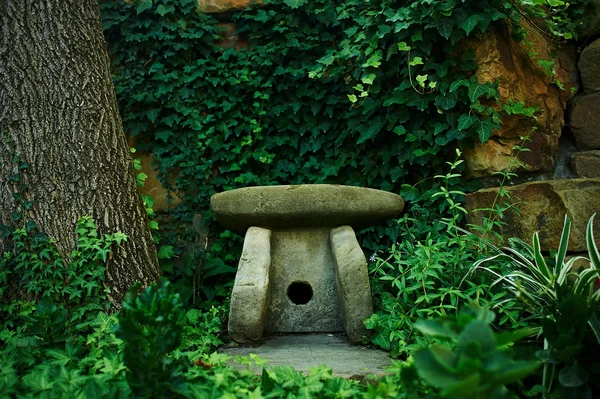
460, 15, 481, 36
284, 0, 308, 9
435, 128, 463, 146
409, 56, 424, 66
477, 118, 498, 143
347, 94, 358, 103
136, 0, 153, 14
155, 130, 173, 142
156, 5, 174, 16
457, 114, 477, 131
362, 74, 376, 85
468, 83, 488, 102
356, 118, 384, 144
449, 79, 469, 92
318, 54, 335, 66
158, 245, 175, 260
147, 109, 159, 123
435, 93, 457, 110
394, 125, 406, 136
416, 74, 428, 88
398, 42, 411, 51
436, 19, 453, 40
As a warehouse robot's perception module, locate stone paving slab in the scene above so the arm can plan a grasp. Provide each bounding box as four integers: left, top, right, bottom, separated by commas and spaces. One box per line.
220, 333, 393, 378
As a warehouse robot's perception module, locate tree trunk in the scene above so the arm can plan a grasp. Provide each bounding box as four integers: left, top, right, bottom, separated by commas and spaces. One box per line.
0, 0, 161, 302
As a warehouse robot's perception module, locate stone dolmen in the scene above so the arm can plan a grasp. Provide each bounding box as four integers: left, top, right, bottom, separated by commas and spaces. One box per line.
211, 185, 404, 343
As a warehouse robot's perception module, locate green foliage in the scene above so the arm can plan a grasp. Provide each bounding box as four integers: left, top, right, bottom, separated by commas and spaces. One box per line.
0, 217, 123, 333
409, 303, 540, 398
514, 0, 599, 40
100, 0, 517, 302
100, 0, 597, 305
116, 279, 189, 398
0, 218, 131, 398
472, 214, 600, 397
365, 227, 488, 357
364, 153, 526, 356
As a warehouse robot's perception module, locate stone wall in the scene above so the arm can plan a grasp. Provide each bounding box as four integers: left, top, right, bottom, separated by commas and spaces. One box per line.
466, 34, 600, 251
464, 21, 578, 178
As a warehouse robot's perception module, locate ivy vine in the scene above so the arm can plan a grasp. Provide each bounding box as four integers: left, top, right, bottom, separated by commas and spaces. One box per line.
100, 0, 595, 302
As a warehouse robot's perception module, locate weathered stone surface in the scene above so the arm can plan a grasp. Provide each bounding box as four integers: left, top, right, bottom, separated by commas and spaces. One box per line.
211, 185, 404, 234
570, 93, 600, 150
464, 21, 577, 177
265, 228, 344, 333
579, 38, 600, 93
198, 0, 258, 13
221, 334, 392, 378
571, 150, 600, 178
330, 226, 373, 343
228, 227, 272, 343
465, 178, 600, 251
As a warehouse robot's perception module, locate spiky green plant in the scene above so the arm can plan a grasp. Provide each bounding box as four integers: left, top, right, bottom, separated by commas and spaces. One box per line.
470, 214, 600, 397
471, 215, 600, 318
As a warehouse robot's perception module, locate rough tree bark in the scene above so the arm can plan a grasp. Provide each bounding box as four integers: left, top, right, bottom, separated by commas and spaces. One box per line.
0, 0, 161, 302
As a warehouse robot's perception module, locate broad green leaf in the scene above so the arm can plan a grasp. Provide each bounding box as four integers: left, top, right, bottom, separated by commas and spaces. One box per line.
356, 119, 384, 144
414, 319, 456, 340
158, 245, 175, 259
318, 54, 335, 66
155, 4, 174, 16
283, 0, 307, 9
435, 93, 457, 110
362, 74, 376, 85
436, 19, 453, 39
398, 42, 411, 51
147, 109, 159, 123
495, 327, 539, 347
468, 83, 488, 102
136, 0, 153, 14
449, 79, 469, 92
492, 360, 540, 385
477, 118, 497, 143
409, 56, 423, 66
457, 114, 477, 131
460, 15, 480, 35
393, 125, 406, 136
416, 74, 428, 88
413, 347, 460, 388
440, 373, 481, 397
458, 320, 496, 354
155, 130, 173, 142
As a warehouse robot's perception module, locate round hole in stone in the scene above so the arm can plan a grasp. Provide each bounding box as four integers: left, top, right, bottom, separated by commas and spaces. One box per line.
287, 281, 313, 305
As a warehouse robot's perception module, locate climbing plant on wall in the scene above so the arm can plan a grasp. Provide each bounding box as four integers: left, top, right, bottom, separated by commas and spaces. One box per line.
100, 0, 594, 302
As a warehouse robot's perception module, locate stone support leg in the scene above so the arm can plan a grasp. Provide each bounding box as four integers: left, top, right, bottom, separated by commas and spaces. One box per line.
228, 227, 272, 343
330, 226, 374, 343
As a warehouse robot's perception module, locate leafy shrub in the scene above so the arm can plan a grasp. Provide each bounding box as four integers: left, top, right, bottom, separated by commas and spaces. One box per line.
472, 215, 600, 397
116, 279, 189, 398
0, 217, 131, 398
409, 303, 540, 398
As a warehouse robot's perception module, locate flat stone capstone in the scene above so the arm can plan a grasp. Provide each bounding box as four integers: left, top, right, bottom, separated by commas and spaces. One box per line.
211, 184, 404, 233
